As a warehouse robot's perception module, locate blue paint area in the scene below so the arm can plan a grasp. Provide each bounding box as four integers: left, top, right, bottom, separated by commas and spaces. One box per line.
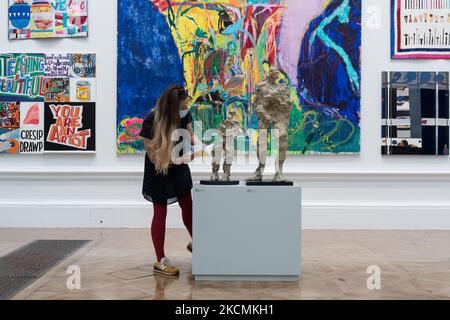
117, 0, 184, 138
390, 72, 444, 86
9, 2, 31, 29
297, 0, 361, 153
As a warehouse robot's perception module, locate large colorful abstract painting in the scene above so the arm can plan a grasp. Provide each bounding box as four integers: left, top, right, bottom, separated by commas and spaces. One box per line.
391, 0, 450, 59
117, 0, 361, 155
0, 53, 96, 154
382, 72, 450, 155
8, 0, 88, 40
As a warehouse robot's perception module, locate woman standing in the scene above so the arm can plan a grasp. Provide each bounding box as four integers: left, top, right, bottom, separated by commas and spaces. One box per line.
139, 85, 202, 276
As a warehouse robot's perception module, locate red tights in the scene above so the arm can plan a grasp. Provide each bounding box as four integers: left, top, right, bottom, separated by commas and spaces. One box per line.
151, 193, 193, 262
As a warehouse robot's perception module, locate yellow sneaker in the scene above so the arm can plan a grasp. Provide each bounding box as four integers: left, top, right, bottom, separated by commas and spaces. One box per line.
187, 242, 192, 253
154, 257, 179, 276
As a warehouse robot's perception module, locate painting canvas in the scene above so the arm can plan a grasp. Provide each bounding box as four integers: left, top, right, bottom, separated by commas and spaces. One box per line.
45, 54, 70, 77
44, 78, 70, 102
0, 102, 21, 154
117, 0, 361, 155
8, 0, 88, 40
20, 102, 45, 153
391, 0, 450, 59
0, 53, 45, 102
44, 102, 95, 152
0, 53, 96, 154
0, 102, 20, 133
382, 72, 450, 155
69, 54, 96, 78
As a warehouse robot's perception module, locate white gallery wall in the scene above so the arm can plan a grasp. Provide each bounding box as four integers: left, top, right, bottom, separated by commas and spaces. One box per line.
1, 0, 450, 229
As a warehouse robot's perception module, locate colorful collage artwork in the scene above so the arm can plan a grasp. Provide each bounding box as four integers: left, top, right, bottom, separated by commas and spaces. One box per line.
117, 0, 362, 155
392, 0, 450, 59
0, 53, 96, 154
8, 0, 88, 40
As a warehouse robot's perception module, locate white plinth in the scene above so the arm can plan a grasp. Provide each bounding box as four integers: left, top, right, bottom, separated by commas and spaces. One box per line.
192, 183, 302, 282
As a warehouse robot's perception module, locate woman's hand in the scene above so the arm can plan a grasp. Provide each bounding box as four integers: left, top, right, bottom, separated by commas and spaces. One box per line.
183, 153, 194, 163
171, 153, 193, 165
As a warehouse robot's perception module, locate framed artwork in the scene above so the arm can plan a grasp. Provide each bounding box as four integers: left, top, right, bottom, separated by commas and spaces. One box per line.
0, 53, 96, 154
391, 0, 450, 59
20, 102, 45, 154
382, 71, 450, 155
117, 0, 362, 155
0, 102, 21, 153
8, 0, 88, 40
44, 102, 95, 152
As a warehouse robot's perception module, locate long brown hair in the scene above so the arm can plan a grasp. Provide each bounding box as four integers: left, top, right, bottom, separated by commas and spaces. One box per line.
150, 85, 189, 175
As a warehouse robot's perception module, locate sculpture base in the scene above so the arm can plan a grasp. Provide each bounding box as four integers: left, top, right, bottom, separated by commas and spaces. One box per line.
245, 180, 294, 186
200, 180, 240, 186
193, 183, 302, 281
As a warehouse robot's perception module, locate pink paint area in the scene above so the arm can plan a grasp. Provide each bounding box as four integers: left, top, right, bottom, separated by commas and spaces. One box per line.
278, 0, 327, 86
125, 118, 143, 134
118, 117, 144, 143
394, 54, 450, 59
23, 103, 40, 126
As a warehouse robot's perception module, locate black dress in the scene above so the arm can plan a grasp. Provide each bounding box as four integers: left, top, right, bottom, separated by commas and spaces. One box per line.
139, 111, 193, 205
